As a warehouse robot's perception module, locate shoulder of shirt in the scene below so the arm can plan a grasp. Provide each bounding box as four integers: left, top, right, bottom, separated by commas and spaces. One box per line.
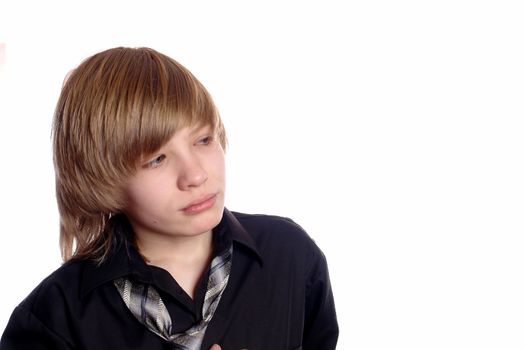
4, 261, 86, 347
229, 210, 300, 228
228, 211, 330, 288
231, 211, 306, 235
229, 210, 324, 258
17, 258, 92, 314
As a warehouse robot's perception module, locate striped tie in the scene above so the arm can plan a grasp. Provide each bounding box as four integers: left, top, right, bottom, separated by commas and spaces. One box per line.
114, 246, 233, 350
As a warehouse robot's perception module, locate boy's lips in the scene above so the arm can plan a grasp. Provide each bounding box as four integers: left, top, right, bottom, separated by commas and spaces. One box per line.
181, 193, 218, 214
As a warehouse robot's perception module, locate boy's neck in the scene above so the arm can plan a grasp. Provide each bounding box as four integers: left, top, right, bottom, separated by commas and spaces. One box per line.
136, 230, 214, 268
135, 230, 214, 299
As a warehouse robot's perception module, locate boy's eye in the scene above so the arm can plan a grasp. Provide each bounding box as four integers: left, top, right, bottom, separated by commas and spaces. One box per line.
197, 136, 213, 145
144, 154, 166, 169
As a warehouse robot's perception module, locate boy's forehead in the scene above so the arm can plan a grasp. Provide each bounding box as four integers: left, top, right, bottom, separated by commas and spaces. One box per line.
163, 122, 213, 143
189, 122, 213, 133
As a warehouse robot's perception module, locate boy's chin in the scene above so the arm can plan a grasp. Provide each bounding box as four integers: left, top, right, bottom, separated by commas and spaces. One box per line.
182, 205, 224, 234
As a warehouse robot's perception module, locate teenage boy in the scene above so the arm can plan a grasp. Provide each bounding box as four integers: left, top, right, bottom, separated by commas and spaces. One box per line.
0, 47, 338, 350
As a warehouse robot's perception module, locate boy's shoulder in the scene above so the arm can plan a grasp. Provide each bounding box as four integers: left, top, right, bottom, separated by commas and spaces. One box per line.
230, 211, 307, 235
18, 259, 90, 314
231, 210, 299, 225
228, 210, 320, 254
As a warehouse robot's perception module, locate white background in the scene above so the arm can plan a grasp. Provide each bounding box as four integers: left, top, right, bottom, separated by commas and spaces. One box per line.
1, 1, 525, 349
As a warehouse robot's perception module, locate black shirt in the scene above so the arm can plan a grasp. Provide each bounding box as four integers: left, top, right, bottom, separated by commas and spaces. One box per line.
0, 209, 338, 350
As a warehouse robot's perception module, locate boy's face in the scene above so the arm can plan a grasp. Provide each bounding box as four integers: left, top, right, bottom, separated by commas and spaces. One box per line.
122, 124, 226, 241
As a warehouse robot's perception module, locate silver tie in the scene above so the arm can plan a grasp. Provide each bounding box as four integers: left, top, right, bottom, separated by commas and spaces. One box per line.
114, 246, 232, 350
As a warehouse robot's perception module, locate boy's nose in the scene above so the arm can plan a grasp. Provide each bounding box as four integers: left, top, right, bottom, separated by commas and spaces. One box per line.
177, 157, 208, 190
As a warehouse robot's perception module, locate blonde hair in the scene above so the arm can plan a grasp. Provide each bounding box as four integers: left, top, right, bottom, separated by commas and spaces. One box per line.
52, 47, 226, 263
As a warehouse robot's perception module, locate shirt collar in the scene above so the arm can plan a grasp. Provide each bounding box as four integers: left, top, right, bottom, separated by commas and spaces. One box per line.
80, 208, 262, 298
220, 208, 262, 263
